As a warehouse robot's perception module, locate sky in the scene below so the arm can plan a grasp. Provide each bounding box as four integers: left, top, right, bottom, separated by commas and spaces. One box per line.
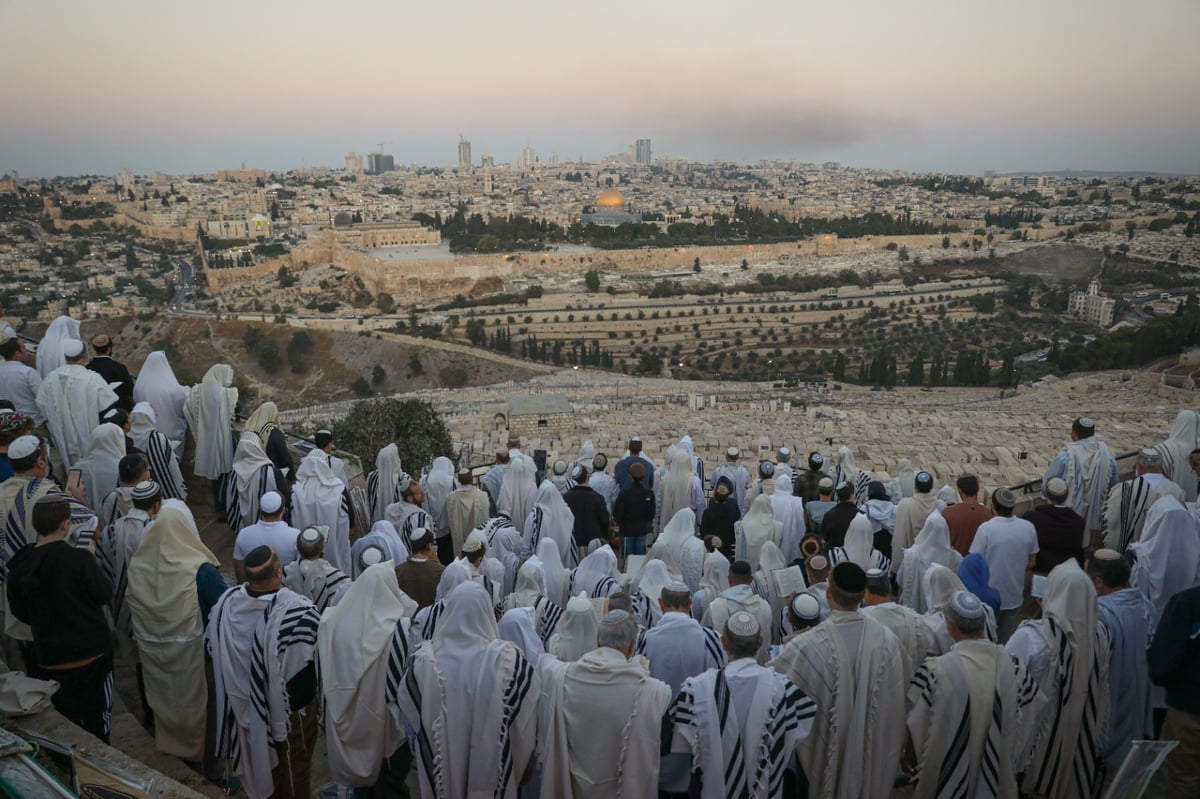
2, 0, 1198, 177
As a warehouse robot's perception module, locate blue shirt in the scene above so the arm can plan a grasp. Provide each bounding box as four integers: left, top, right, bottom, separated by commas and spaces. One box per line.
614, 455, 654, 493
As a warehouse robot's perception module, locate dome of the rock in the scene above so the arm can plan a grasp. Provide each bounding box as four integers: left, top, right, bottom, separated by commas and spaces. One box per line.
597, 188, 625, 207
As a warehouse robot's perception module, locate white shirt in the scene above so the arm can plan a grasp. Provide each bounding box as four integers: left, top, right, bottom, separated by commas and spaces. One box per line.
0, 360, 43, 423
969, 516, 1039, 611
1005, 625, 1050, 683
233, 519, 301, 565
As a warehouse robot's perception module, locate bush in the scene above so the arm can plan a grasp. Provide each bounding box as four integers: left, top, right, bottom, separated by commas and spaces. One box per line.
351, 377, 372, 397
331, 398, 453, 472
439, 366, 468, 387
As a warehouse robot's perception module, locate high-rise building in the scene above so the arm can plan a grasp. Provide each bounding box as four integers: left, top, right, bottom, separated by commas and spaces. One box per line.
367, 153, 395, 174
635, 138, 652, 165
1068, 279, 1116, 328
522, 146, 536, 170
345, 152, 364, 174
458, 138, 472, 169
481, 154, 494, 169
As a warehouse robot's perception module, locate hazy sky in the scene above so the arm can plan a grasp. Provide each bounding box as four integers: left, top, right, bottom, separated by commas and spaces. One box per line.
2, 0, 1198, 177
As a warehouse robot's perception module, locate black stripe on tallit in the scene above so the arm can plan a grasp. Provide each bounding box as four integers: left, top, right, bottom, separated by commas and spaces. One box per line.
702, 626, 725, 668
715, 670, 747, 794
144, 432, 182, 500
421, 601, 445, 641
385, 622, 410, 705
536, 597, 562, 643
403, 663, 438, 788
936, 702, 972, 796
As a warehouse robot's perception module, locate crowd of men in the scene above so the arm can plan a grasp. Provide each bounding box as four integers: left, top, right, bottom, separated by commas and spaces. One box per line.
0, 317, 1199, 798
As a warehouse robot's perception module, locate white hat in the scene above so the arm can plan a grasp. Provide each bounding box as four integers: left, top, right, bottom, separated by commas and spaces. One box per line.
725, 611, 761, 636
8, 435, 41, 460
790, 593, 820, 621
777, 447, 791, 459
131, 480, 160, 501
409, 525, 430, 542
259, 491, 284, 514
949, 590, 985, 619
726, 446, 740, 458
62, 339, 85, 359
359, 545, 384, 567
462, 537, 484, 554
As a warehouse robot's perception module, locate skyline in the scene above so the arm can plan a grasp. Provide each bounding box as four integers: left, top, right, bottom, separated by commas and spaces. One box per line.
2, 0, 1199, 177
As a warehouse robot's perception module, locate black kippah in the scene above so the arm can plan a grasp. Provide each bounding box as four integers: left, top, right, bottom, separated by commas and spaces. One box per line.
831, 561, 867, 593
729, 560, 753, 577
245, 545, 273, 570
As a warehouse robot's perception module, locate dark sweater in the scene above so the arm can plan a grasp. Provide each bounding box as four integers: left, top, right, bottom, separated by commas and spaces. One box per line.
1148, 584, 1200, 715
7, 540, 112, 666
86, 356, 134, 412
395, 558, 445, 610
613, 482, 655, 539
1022, 504, 1086, 574
700, 498, 740, 560
563, 485, 611, 548
821, 502, 859, 548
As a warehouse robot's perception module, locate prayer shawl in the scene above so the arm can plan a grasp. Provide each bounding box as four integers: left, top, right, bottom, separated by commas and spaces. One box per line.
754, 542, 790, 645
635, 611, 725, 694
317, 564, 417, 787
349, 521, 409, 578
1103, 476, 1155, 553
35, 365, 119, 469
693, 551, 730, 622
1061, 436, 1114, 533
538, 645, 672, 799
570, 546, 621, 598
76, 423, 125, 509
1155, 409, 1200, 502
862, 601, 932, 686
770, 610, 906, 799
498, 453, 537, 528
502, 563, 563, 646
660, 449, 701, 535
411, 562, 472, 642
832, 446, 859, 495
100, 508, 152, 645
890, 458, 916, 501
736, 495, 781, 574
367, 443, 405, 524
656, 508, 706, 593
893, 492, 942, 574
548, 592, 598, 662
206, 586, 320, 799
634, 558, 677, 627
384, 500, 433, 543
1018, 560, 1110, 799
481, 517, 522, 597
829, 513, 891, 573
702, 584, 773, 663
292, 449, 352, 573
906, 640, 1042, 799
899, 512, 962, 614
446, 484, 490, 554
922, 566, 999, 656
99, 485, 133, 531
35, 315, 80, 378
769, 477, 807, 564
670, 658, 816, 799
128, 403, 186, 500
422, 457, 456, 536
243, 401, 280, 442
185, 364, 237, 480
866, 497, 897, 533
283, 558, 351, 613
399, 582, 539, 799
125, 506, 219, 761
712, 462, 751, 516
523, 481, 577, 567
500, 607, 546, 665
533, 538, 571, 608
1129, 494, 1200, 621
229, 431, 280, 531
677, 434, 705, 486
132, 351, 190, 453
1097, 587, 1156, 771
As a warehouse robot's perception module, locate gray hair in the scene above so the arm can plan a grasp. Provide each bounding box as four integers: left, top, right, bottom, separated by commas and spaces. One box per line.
722, 627, 760, 660
945, 601, 986, 636
597, 610, 638, 651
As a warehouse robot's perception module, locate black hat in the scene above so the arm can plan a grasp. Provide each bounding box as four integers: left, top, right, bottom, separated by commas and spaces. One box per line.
830, 561, 867, 593
808, 452, 824, 471
914, 471, 934, 492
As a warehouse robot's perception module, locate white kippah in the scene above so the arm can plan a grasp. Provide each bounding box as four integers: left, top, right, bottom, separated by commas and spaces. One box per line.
601, 609, 631, 625
359, 545, 384, 567
397, 473, 413, 494
760, 461, 775, 476
567, 593, 593, 612
727, 446, 740, 458
778, 447, 790, 458
62, 339, 85, 359
552, 459, 568, 475
131, 480, 160, 501
950, 590, 985, 619
1078, 417, 1095, 429
865, 568, 886, 579
790, 593, 821, 621
462, 536, 483, 554
1092, 548, 1122, 561
259, 491, 283, 514
665, 581, 690, 593
8, 435, 41, 460
299, 527, 323, 546
725, 610, 760, 636
409, 526, 430, 542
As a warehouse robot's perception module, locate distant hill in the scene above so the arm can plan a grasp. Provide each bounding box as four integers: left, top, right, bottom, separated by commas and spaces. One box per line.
999, 169, 1196, 179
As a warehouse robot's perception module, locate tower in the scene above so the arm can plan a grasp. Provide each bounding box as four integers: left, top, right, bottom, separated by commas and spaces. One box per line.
635, 138, 652, 165
458, 137, 472, 169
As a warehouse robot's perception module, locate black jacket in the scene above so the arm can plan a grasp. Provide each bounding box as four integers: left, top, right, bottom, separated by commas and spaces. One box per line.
821, 501, 859, 548
700, 495, 740, 560
1149, 584, 1200, 715
613, 481, 655, 539
563, 484, 611, 548
793, 470, 823, 503
86, 356, 134, 412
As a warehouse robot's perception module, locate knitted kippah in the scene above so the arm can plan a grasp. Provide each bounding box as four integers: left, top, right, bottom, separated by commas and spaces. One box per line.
950, 590, 985, 619
359, 545, 384, 567
790, 593, 821, 621
299, 527, 323, 546
725, 610, 760, 637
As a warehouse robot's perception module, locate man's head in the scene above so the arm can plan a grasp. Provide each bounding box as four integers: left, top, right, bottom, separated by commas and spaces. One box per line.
32, 494, 71, 539
131, 480, 162, 515
1191, 448, 1200, 478
1071, 416, 1095, 441
259, 491, 285, 521
712, 481, 731, 504
728, 560, 754, 587
8, 435, 47, 477
758, 461, 776, 480
944, 591, 986, 641
629, 461, 646, 484
569, 463, 588, 486
410, 527, 435, 556
607, 591, 633, 614
722, 611, 762, 660
461, 535, 485, 565
807, 452, 824, 473
457, 468, 474, 488
244, 545, 282, 590
914, 471, 934, 495
835, 481, 853, 503
597, 609, 639, 658
628, 436, 642, 456
787, 593, 821, 633
90, 334, 113, 357
314, 429, 333, 453
1044, 477, 1068, 506
62, 338, 87, 365
776, 446, 791, 464
992, 487, 1016, 518
1086, 549, 1131, 596
1135, 448, 1162, 476
297, 527, 325, 560
0, 413, 33, 449
827, 561, 867, 611
805, 554, 830, 586
725, 446, 740, 463
506, 435, 522, 451
817, 476, 835, 499
102, 407, 130, 433
956, 474, 980, 501
401, 477, 425, 506
119, 453, 150, 487
659, 582, 692, 615
495, 447, 510, 466
592, 453, 608, 473
864, 567, 892, 606
0, 337, 25, 362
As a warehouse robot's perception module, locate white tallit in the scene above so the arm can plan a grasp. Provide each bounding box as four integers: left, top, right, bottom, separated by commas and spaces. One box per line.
292, 449, 351, 573
549, 592, 599, 662
655, 508, 706, 593
35, 364, 119, 470
318, 564, 417, 786
231, 431, 278, 530
185, 364, 238, 479
283, 557, 351, 613
770, 475, 807, 563
571, 546, 620, 598
422, 456, 455, 534
499, 452, 537, 528
736, 495, 780, 573
899, 511, 962, 614
369, 443, 405, 523
1062, 436, 1113, 531
524, 481, 576, 567
129, 403, 186, 501
659, 449, 696, 534
1155, 409, 1200, 502
75, 423, 125, 510
1129, 493, 1200, 620
35, 315, 80, 378
132, 351, 190, 452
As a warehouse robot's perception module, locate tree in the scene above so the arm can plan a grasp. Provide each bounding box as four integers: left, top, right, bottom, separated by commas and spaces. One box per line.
941, 236, 950, 249
286, 330, 314, 373
907, 352, 925, 386
693, 257, 700, 270
372, 364, 386, 385
1125, 220, 1136, 241
741, 259, 749, 270
351, 376, 372, 397
408, 352, 423, 375
832, 353, 847, 381
584, 269, 600, 292
898, 246, 909, 262
377, 293, 396, 314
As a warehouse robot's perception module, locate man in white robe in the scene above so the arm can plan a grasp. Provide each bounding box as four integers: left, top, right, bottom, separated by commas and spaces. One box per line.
892, 471, 941, 574
100, 481, 161, 653
769, 475, 806, 564
710, 447, 751, 516
206, 546, 321, 799
538, 608, 672, 798
128, 403, 186, 500
522, 479, 576, 567
635, 582, 726, 796
132, 350, 190, 455
861, 567, 930, 686
1129, 491, 1200, 622
701, 560, 773, 664
228, 431, 283, 533
480, 447, 510, 511
351, 520, 410, 578
1103, 447, 1169, 553
35, 338, 119, 469
317, 563, 417, 793
399, 581, 540, 799
282, 527, 351, 613
906, 591, 1042, 799
1154, 408, 1200, 502
770, 561, 906, 799
291, 447, 352, 573
34, 315, 80, 379
184, 363, 238, 481
445, 468, 490, 555
385, 475, 435, 551
1042, 417, 1119, 547
367, 443, 405, 524
99, 453, 148, 530
669, 611, 816, 799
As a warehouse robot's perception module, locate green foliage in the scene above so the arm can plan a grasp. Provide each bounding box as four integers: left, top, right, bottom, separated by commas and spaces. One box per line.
377, 293, 396, 314
408, 352, 423, 375
351, 376, 372, 397
372, 364, 386, 385
1048, 304, 1200, 373
331, 398, 453, 473
287, 330, 314, 373
439, 366, 468, 387
635, 350, 663, 375
969, 294, 996, 313
584, 269, 601, 292
243, 326, 283, 373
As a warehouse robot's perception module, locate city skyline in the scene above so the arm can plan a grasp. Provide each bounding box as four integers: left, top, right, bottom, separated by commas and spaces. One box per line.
2, 0, 1198, 177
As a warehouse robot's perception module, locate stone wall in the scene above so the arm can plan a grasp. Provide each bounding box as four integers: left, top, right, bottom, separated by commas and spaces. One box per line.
509, 411, 573, 439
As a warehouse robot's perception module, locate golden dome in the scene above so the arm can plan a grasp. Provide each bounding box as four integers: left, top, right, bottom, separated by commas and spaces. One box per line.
597, 188, 625, 208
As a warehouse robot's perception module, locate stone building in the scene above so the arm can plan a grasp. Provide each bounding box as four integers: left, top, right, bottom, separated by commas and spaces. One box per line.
506, 395, 574, 439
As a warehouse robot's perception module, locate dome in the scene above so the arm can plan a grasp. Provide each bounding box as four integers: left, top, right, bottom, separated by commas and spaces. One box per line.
597, 188, 625, 208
